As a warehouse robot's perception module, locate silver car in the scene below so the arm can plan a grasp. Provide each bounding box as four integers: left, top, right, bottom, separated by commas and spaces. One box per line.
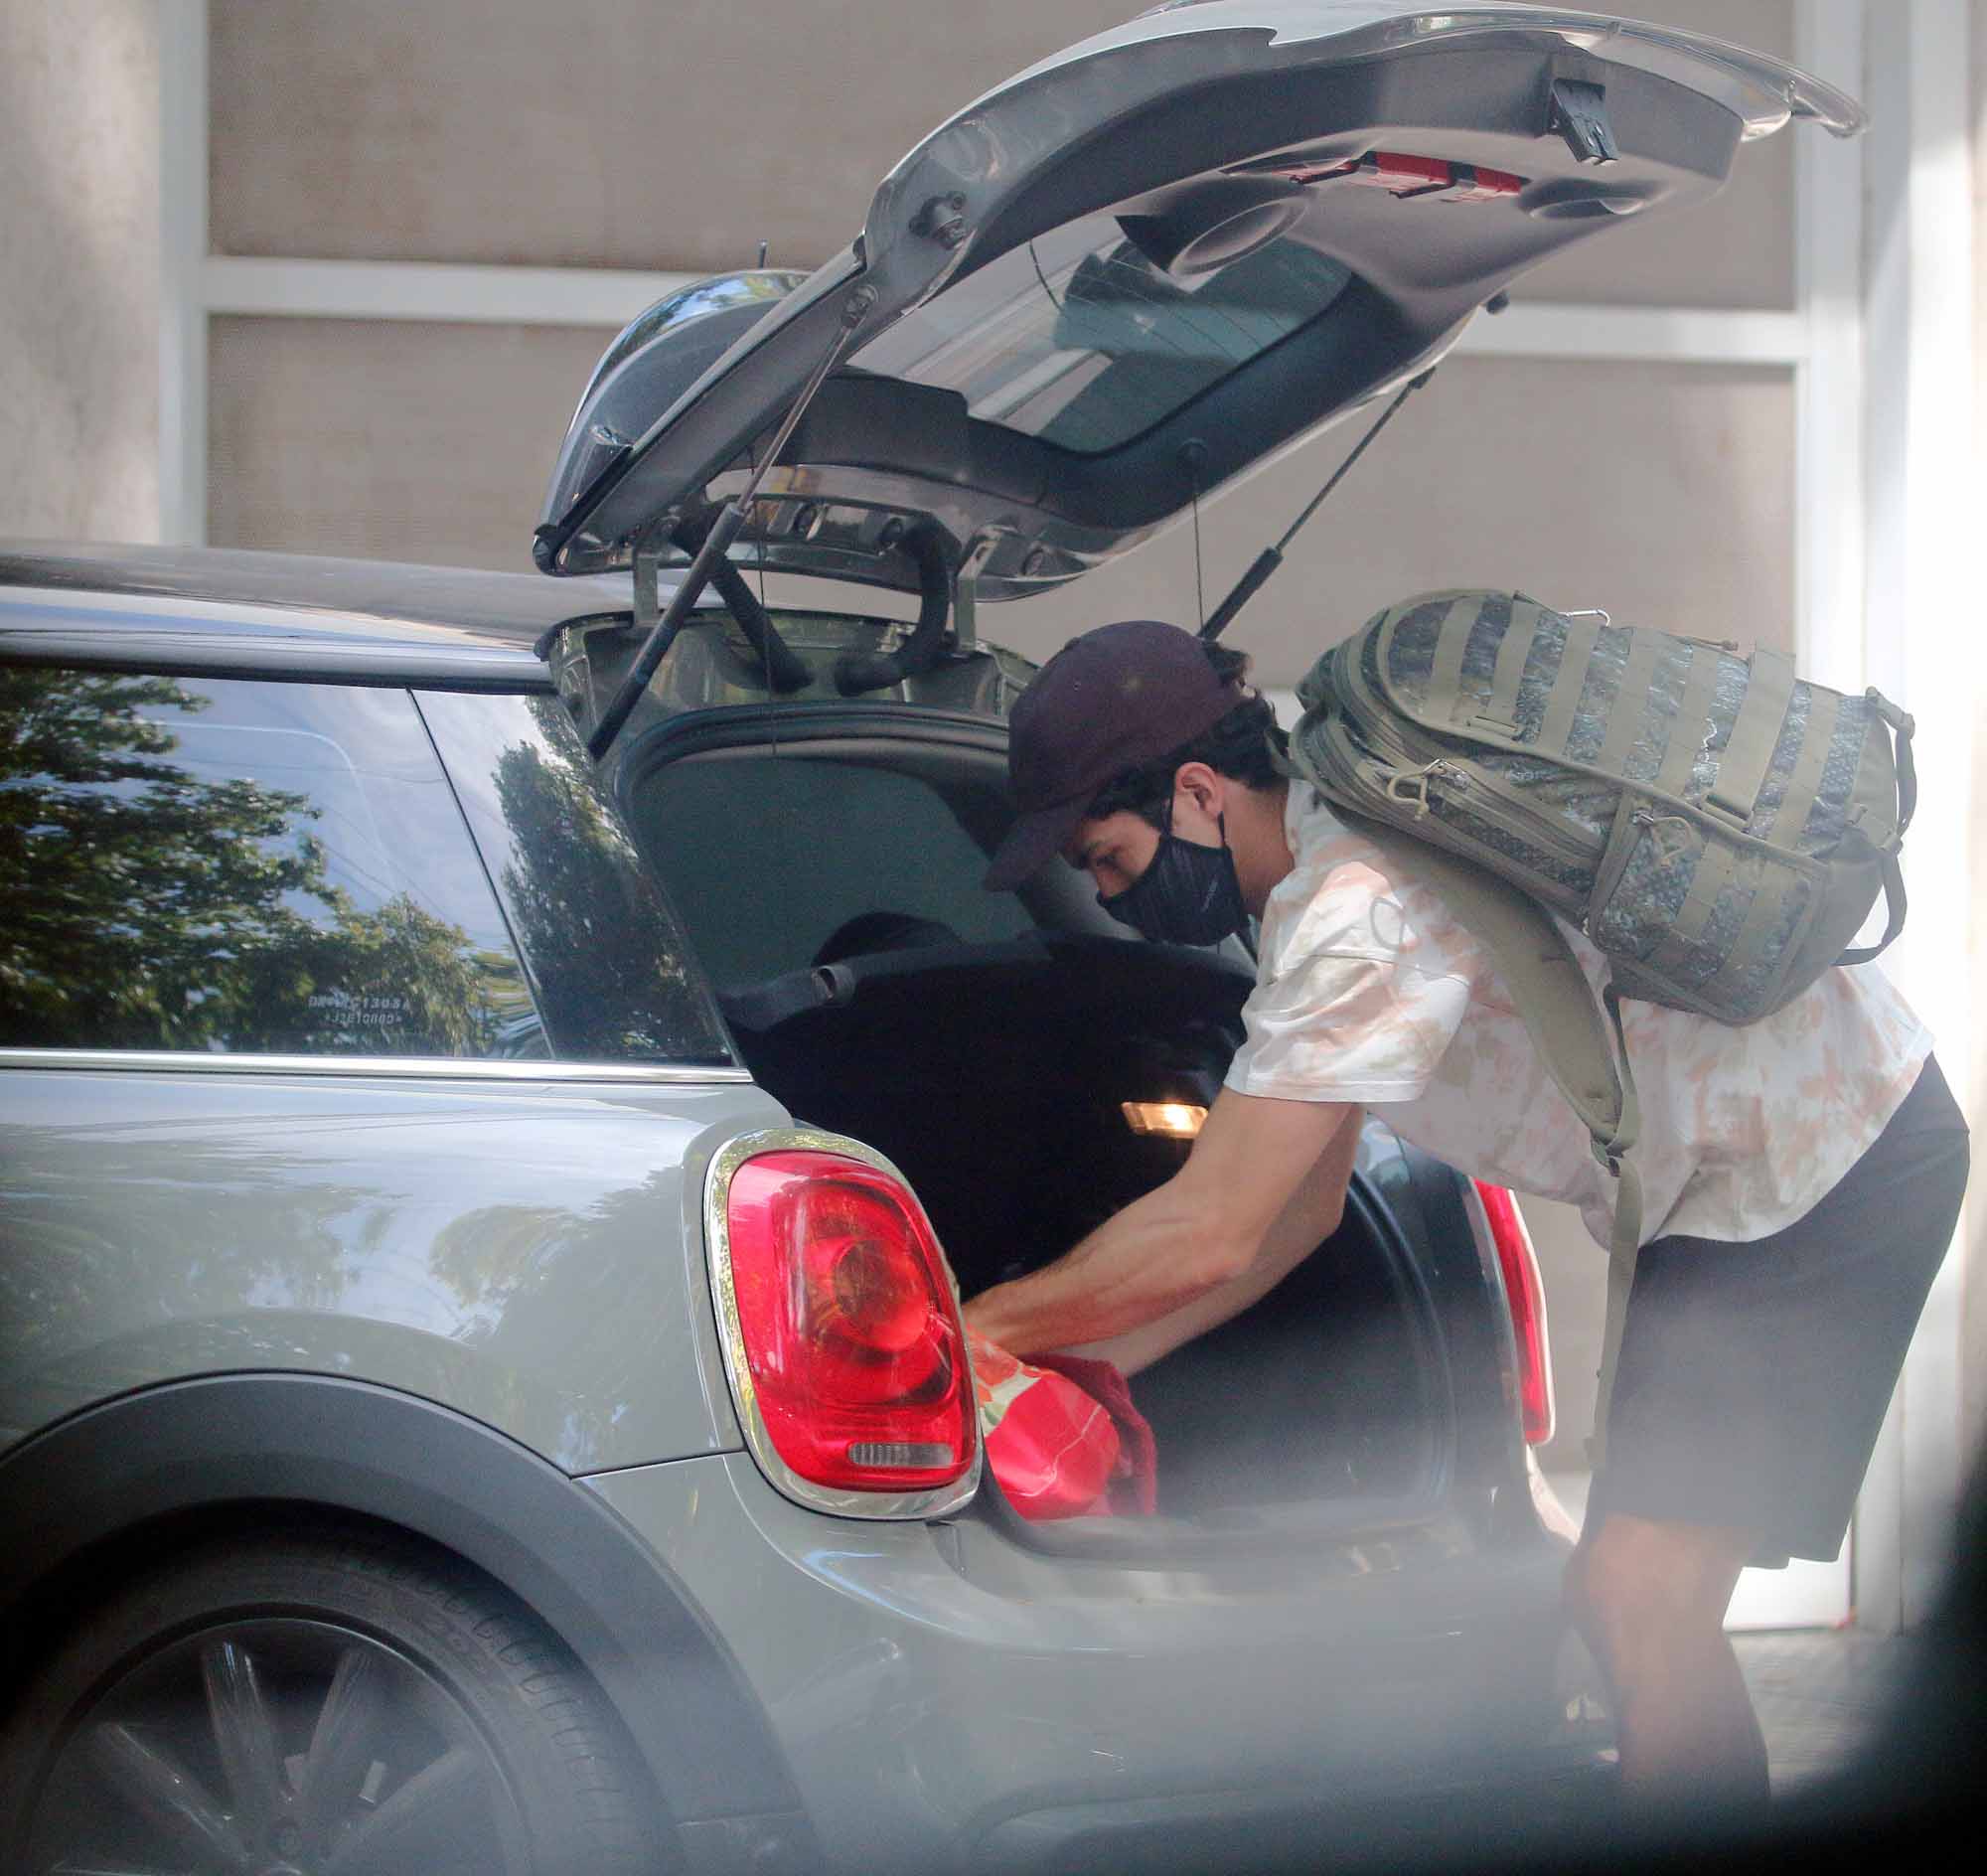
0, 7, 1856, 1873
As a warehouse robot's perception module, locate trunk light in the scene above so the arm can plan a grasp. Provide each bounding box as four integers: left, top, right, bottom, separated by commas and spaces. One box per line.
1122, 1100, 1207, 1139
1473, 1181, 1556, 1446
721, 1149, 976, 1495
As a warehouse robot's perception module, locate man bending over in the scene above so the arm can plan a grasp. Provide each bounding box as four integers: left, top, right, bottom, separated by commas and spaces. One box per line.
967, 619, 1967, 1819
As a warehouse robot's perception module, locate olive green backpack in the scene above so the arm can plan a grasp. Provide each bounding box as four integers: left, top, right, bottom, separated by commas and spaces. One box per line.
1281, 589, 1916, 1460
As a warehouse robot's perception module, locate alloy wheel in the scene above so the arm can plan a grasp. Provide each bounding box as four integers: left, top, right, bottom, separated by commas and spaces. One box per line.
25, 1616, 529, 1876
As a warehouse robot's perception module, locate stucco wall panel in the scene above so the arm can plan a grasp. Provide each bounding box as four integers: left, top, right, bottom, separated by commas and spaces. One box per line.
207, 316, 609, 570
209, 0, 1796, 308
208, 0, 1135, 274
0, 0, 160, 542
1005, 355, 1797, 687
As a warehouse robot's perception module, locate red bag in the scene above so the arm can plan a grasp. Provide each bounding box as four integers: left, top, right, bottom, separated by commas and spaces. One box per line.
966, 1328, 1156, 1519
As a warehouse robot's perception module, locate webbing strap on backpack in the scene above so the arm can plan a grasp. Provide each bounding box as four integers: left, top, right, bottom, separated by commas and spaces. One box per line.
1328, 809, 1645, 1465
1839, 690, 1916, 969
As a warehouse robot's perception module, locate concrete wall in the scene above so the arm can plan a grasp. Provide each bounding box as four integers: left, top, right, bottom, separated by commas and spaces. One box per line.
205, 0, 1793, 300
1003, 356, 1797, 676
206, 315, 610, 569
0, 1, 159, 543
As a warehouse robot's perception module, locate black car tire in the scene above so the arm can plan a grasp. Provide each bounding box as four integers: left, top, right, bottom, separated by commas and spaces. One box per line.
0, 1528, 662, 1876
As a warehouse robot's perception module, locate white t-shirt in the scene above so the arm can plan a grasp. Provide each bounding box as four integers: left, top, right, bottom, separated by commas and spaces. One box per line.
1224, 786, 1931, 1248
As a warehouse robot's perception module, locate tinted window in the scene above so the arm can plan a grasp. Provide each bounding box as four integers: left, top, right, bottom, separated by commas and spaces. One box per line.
628, 751, 1034, 991
416, 691, 733, 1064
0, 669, 544, 1056
850, 216, 1355, 455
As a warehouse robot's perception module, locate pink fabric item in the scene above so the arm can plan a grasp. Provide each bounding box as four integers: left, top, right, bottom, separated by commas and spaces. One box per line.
966, 1329, 1155, 1519
1032, 1352, 1158, 1516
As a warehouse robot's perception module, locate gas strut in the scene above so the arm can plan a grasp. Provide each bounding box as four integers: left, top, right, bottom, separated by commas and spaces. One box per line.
1198, 365, 1437, 643
670, 510, 812, 695
586, 285, 876, 759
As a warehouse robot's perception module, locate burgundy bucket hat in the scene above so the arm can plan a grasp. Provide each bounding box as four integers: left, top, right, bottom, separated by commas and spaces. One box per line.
983, 619, 1243, 891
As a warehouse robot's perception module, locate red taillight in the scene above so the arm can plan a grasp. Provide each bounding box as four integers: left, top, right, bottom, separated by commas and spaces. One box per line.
721, 1149, 975, 1495
1473, 1181, 1556, 1446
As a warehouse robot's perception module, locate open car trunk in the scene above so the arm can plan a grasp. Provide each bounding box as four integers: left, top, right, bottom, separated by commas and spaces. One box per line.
729, 937, 1450, 1522
620, 716, 1475, 1528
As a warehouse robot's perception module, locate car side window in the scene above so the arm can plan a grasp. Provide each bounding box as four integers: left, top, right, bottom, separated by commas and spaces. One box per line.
0, 667, 547, 1058
415, 691, 734, 1064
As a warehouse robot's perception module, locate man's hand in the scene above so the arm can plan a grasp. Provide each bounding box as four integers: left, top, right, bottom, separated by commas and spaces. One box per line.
961, 1089, 1357, 1358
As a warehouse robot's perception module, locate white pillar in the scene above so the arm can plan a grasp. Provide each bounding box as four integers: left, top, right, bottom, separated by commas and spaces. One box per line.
1795, 0, 1866, 697
1855, 0, 1977, 1636
158, 0, 208, 546
1711, 0, 1874, 1634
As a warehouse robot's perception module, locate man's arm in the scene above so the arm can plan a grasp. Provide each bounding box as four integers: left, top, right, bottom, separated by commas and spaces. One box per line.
1055, 1104, 1363, 1376
961, 1088, 1357, 1358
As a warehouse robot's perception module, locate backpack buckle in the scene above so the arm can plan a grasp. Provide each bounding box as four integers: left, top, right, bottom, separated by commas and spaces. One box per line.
1384, 760, 1462, 817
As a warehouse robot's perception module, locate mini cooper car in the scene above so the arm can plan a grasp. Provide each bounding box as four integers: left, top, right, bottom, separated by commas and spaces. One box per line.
0, 7, 1857, 1872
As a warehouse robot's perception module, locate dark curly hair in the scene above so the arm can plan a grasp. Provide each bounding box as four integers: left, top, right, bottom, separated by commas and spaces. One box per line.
1083, 642, 1290, 829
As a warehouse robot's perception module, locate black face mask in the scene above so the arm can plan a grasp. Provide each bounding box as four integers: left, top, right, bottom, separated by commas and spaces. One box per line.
1098, 800, 1250, 947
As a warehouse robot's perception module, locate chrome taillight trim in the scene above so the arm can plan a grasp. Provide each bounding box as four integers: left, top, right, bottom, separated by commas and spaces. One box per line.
702, 1127, 983, 1521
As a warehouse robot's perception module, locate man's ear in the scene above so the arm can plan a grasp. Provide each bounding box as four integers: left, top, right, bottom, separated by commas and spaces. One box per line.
1172, 761, 1226, 821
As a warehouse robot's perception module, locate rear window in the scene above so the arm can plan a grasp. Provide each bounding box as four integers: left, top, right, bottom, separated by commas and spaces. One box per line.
0, 669, 542, 1057
849, 216, 1356, 455
627, 749, 1033, 991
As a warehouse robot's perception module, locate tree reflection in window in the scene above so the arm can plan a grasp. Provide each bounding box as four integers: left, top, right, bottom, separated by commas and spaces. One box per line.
470, 699, 730, 1063
0, 668, 540, 1056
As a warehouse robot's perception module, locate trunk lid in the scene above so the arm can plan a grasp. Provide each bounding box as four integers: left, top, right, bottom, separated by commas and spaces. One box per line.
535, 3, 1859, 602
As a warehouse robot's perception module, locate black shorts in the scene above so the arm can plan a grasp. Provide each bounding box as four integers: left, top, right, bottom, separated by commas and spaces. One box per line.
1585, 1054, 1969, 1567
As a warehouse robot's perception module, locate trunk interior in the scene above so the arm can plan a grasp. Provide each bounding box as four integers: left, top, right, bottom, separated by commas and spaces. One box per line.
621, 727, 1454, 1524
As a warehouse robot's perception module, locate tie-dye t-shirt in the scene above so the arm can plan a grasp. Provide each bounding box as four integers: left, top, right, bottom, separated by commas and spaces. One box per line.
1225, 787, 1931, 1248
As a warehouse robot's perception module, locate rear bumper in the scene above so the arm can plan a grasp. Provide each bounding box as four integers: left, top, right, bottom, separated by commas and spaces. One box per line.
584, 1454, 1613, 1874
977, 1759, 1620, 1874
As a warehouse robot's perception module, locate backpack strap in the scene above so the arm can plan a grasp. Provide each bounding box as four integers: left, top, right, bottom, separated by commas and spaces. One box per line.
1838, 851, 1909, 968
1705, 647, 1796, 829
1867, 688, 1918, 835
1838, 689, 1915, 969
1536, 612, 1605, 755
1589, 983, 1643, 1472
1291, 791, 1648, 1467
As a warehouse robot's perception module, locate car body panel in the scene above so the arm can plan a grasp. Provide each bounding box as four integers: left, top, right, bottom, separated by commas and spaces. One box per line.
983, 2, 1862, 138
0, 1059, 783, 1472
536, 2, 1860, 595
589, 1449, 1606, 1872
0, 545, 634, 688
0, 1373, 822, 1869
0, 550, 1613, 1862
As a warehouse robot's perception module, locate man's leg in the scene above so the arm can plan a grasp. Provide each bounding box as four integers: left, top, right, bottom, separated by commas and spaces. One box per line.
1563, 1512, 1766, 1817
1564, 1058, 1966, 1820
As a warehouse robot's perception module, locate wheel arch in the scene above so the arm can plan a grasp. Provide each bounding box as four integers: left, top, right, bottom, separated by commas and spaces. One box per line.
0, 1373, 814, 1866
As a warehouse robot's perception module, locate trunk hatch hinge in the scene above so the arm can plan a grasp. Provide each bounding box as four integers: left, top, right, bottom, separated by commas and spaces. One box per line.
584, 283, 878, 760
